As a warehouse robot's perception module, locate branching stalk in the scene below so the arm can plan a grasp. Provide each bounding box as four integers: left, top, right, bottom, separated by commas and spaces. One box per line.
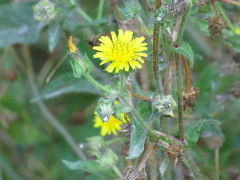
153, 0, 163, 93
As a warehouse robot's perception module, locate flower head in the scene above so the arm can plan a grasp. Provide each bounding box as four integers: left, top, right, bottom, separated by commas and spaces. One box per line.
93, 29, 148, 73
236, 27, 240, 35
93, 112, 129, 136
68, 36, 77, 53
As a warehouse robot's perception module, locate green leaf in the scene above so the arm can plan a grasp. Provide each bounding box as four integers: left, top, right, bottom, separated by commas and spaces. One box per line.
0, 2, 44, 48
173, 42, 194, 68
127, 101, 152, 159
48, 21, 62, 52
31, 73, 100, 102
127, 120, 147, 159
184, 120, 204, 145
185, 119, 222, 146
225, 35, 240, 53
62, 160, 107, 178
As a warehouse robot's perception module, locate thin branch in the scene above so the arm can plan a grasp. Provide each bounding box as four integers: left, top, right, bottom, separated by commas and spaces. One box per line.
153, 0, 163, 93
216, 0, 240, 6
131, 93, 151, 101
138, 145, 158, 171
181, 55, 191, 93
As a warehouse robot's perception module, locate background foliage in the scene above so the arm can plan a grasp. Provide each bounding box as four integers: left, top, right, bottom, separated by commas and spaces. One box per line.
0, 0, 240, 179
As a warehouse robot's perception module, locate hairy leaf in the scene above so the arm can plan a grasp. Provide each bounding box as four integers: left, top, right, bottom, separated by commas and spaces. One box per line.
174, 42, 194, 68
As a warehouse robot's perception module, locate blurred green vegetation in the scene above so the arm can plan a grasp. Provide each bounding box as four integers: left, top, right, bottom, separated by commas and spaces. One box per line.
0, 0, 240, 180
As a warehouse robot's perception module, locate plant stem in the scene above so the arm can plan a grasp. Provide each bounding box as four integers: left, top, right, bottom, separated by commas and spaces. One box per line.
164, 58, 174, 95
153, 0, 163, 93
119, 71, 125, 96
215, 2, 236, 33
182, 55, 191, 93
138, 145, 158, 171
84, 73, 112, 94
23, 45, 87, 160
175, 54, 184, 141
113, 165, 123, 178
137, 15, 151, 37
175, 6, 191, 46
184, 150, 204, 180
131, 93, 151, 101
97, 0, 105, 19
215, 148, 219, 180
69, 0, 92, 22
216, 0, 240, 6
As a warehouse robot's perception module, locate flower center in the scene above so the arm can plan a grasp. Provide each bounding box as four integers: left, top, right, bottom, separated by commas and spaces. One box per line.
110, 41, 134, 63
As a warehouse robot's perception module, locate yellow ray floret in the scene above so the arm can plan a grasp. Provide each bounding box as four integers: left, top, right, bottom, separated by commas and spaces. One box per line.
93, 29, 148, 73
236, 27, 240, 35
68, 36, 77, 53
93, 112, 129, 136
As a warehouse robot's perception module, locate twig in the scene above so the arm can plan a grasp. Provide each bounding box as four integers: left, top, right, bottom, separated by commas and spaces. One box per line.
215, 148, 219, 180
131, 93, 151, 101
138, 145, 158, 171
153, 0, 163, 93
216, 0, 240, 6
23, 45, 87, 160
181, 55, 191, 93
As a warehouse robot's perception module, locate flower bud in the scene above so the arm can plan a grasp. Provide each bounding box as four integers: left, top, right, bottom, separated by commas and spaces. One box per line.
152, 95, 177, 117
33, 0, 56, 22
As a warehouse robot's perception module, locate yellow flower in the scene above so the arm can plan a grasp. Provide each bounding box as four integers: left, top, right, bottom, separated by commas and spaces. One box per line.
93, 112, 129, 136
236, 27, 240, 35
93, 29, 148, 73
68, 36, 77, 53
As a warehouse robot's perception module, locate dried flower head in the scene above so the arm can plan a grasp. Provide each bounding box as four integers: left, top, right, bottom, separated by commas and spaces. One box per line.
93, 29, 148, 73
93, 112, 129, 136
208, 16, 225, 38
183, 87, 199, 111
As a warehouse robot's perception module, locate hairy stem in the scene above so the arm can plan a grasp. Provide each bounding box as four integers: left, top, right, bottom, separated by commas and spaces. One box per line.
23, 45, 87, 160
85, 73, 112, 94
153, 0, 163, 93
184, 150, 204, 180
176, 54, 184, 141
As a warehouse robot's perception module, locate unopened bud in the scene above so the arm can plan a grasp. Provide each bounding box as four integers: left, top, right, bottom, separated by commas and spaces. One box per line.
33, 0, 56, 22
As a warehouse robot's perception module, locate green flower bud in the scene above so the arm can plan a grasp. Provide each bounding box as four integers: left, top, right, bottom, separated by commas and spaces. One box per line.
152, 95, 177, 117
33, 0, 56, 22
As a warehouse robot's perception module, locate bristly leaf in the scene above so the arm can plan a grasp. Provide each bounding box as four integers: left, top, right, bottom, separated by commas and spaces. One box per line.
185, 119, 222, 146
31, 73, 100, 102
48, 21, 62, 52
173, 42, 194, 68
62, 160, 110, 179
127, 101, 152, 159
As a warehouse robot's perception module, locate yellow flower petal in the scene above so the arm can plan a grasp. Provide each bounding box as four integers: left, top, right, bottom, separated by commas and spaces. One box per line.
93, 29, 148, 73
68, 36, 77, 53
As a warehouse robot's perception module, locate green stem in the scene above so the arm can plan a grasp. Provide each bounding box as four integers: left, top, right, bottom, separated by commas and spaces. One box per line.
119, 71, 125, 96
153, 0, 163, 93
137, 15, 151, 37
175, 53, 184, 141
215, 2, 236, 33
175, 5, 191, 46
184, 150, 204, 180
84, 73, 112, 94
113, 165, 123, 178
23, 45, 87, 160
69, 0, 92, 22
97, 0, 104, 20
